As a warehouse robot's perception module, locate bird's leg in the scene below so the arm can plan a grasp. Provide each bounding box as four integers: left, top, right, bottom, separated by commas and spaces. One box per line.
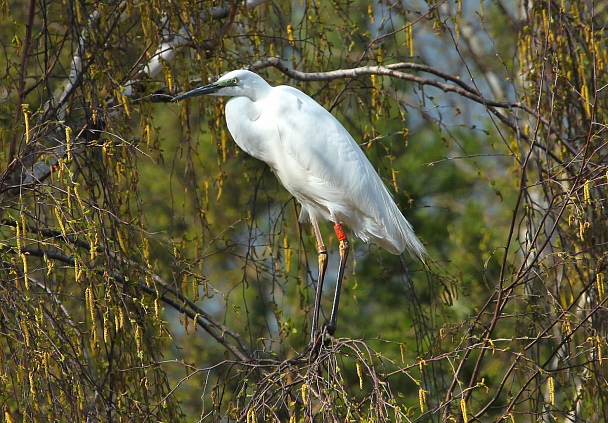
326, 222, 349, 336
310, 218, 328, 344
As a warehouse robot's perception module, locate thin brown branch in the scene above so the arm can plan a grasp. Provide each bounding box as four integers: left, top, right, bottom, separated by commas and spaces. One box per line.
249, 57, 580, 162
8, 0, 36, 163
2, 243, 252, 361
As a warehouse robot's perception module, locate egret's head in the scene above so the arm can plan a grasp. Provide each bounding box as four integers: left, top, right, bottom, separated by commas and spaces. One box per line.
173, 70, 268, 102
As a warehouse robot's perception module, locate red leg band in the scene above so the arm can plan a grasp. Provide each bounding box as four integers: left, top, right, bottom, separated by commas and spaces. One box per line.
333, 223, 347, 241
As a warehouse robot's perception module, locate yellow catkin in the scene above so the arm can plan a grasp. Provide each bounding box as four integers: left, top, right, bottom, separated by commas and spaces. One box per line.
54, 206, 67, 237
116, 229, 127, 253
115, 307, 124, 332
284, 235, 291, 273
370, 74, 377, 109
144, 123, 152, 149
43, 351, 50, 378
356, 360, 363, 389
583, 180, 591, 204
15, 217, 22, 252
418, 358, 426, 374
122, 93, 131, 118
597, 273, 604, 300
221, 129, 227, 162
166, 70, 173, 94
22, 105, 30, 144
86, 286, 95, 323
75, 0, 83, 22
21, 319, 31, 347
247, 408, 257, 423
29, 371, 36, 398
73, 181, 85, 212
193, 313, 201, 331
75, 258, 82, 282
392, 168, 399, 192
36, 303, 44, 327
138, 2, 151, 39
89, 230, 98, 262
65, 125, 73, 161
21, 252, 29, 290
135, 324, 142, 354
103, 314, 110, 344
419, 389, 427, 413
286, 23, 294, 44
400, 343, 406, 363
216, 177, 223, 202
182, 312, 189, 335
142, 235, 150, 264
91, 323, 99, 351
301, 383, 309, 406
581, 84, 591, 117
4, 408, 15, 423
460, 398, 469, 423
548, 375, 555, 405
16, 213, 30, 288
406, 24, 414, 57
204, 180, 210, 206
67, 184, 74, 214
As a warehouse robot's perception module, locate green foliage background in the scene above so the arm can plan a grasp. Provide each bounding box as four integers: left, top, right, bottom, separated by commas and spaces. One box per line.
1, 0, 607, 422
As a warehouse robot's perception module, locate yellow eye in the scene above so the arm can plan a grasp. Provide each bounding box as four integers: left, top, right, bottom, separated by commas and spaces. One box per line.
231, 78, 238, 85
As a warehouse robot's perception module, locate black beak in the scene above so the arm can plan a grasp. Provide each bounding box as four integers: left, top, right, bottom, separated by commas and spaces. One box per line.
173, 82, 220, 102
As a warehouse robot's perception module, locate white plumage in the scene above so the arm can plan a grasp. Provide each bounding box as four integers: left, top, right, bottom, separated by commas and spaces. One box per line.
175, 69, 426, 341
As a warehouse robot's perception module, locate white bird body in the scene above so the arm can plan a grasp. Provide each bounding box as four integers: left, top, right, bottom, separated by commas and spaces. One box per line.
175, 69, 426, 342
216, 70, 426, 258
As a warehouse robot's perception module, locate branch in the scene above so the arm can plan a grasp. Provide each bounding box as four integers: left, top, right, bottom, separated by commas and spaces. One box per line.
135, 276, 251, 362
8, 0, 36, 162
122, 0, 266, 98
250, 57, 580, 162
122, 15, 190, 98
1, 9, 107, 198
51, 10, 102, 122
2, 242, 252, 361
2, 1, 270, 197
251, 57, 523, 110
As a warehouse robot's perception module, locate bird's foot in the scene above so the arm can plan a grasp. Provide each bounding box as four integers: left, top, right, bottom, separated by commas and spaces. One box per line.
322, 322, 336, 336
293, 342, 312, 360
295, 333, 322, 360
294, 325, 336, 361
321, 322, 337, 347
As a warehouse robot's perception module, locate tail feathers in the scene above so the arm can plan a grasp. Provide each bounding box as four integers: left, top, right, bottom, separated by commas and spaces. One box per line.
353, 212, 427, 260
392, 211, 427, 260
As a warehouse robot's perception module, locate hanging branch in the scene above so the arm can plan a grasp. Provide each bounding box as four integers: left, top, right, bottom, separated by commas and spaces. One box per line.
1, 241, 252, 361
249, 57, 580, 163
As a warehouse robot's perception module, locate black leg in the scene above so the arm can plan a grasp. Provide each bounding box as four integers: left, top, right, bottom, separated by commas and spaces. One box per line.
310, 218, 328, 343
326, 223, 349, 335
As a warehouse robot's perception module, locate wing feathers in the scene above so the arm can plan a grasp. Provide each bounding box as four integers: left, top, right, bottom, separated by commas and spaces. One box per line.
236, 85, 425, 258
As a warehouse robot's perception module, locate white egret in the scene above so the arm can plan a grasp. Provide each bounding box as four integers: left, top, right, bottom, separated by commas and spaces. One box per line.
174, 69, 427, 343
